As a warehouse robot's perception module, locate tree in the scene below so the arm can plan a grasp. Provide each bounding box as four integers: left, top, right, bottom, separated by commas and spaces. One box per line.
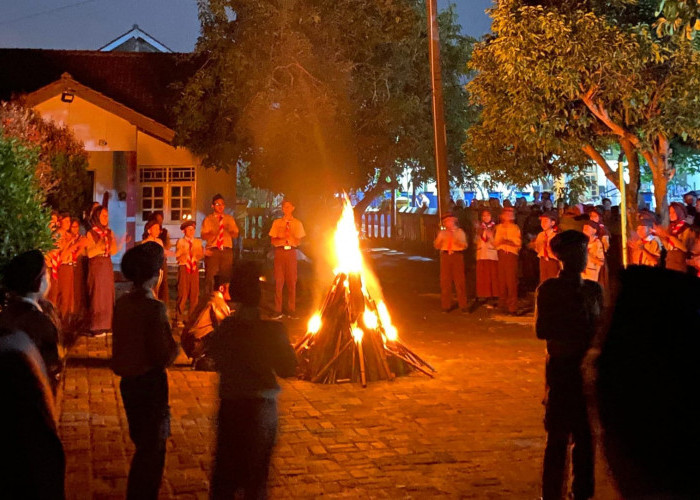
464, 0, 700, 220
655, 0, 700, 38
174, 0, 476, 207
0, 134, 52, 275
0, 101, 91, 216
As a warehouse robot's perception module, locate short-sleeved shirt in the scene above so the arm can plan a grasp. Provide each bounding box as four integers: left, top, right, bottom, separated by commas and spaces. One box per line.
434, 228, 468, 252
269, 217, 306, 248
201, 213, 239, 249
494, 223, 522, 255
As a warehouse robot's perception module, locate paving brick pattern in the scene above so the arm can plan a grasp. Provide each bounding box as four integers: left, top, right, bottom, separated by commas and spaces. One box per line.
59, 250, 619, 499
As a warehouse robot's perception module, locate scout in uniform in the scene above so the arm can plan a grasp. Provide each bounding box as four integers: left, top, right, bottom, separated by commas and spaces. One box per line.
588, 208, 610, 287
535, 230, 603, 500
629, 219, 663, 267
46, 213, 67, 305
474, 209, 499, 306
201, 194, 239, 295
86, 206, 120, 336
269, 199, 306, 319
142, 219, 169, 304
494, 207, 521, 314
533, 211, 560, 283
56, 214, 87, 324
658, 202, 694, 273
433, 212, 468, 312
175, 221, 204, 326
582, 220, 605, 282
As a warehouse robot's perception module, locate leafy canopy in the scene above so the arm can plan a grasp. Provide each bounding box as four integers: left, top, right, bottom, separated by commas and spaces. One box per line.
464, 0, 700, 216
0, 101, 91, 216
175, 0, 476, 201
0, 134, 52, 274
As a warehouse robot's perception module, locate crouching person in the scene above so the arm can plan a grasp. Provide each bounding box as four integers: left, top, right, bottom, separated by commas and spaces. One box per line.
180, 275, 230, 371
112, 242, 178, 500
209, 261, 298, 499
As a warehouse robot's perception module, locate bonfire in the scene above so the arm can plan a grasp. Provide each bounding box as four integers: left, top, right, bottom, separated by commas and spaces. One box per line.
295, 198, 435, 386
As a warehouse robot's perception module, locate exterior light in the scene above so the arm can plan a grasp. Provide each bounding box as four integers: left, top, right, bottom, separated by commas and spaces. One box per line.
61, 91, 75, 103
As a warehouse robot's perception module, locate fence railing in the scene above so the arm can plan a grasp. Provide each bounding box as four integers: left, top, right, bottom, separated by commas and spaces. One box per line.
361, 207, 439, 255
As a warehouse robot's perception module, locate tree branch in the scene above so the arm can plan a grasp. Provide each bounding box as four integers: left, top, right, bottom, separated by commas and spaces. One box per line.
582, 143, 620, 190
581, 87, 641, 148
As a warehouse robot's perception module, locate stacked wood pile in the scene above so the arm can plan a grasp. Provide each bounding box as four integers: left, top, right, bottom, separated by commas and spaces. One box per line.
295, 272, 435, 387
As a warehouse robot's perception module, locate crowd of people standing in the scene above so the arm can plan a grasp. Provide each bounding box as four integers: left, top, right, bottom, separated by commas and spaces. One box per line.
435, 190, 700, 314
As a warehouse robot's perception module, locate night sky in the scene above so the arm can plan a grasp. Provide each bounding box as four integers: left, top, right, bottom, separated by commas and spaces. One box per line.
0, 0, 493, 52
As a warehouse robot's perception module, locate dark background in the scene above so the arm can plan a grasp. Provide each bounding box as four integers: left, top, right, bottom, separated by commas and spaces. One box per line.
0, 0, 493, 52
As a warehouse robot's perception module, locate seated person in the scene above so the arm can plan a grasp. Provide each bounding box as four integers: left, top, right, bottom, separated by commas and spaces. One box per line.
181, 275, 231, 370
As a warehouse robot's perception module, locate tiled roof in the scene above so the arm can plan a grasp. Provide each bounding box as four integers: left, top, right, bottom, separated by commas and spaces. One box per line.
0, 49, 200, 127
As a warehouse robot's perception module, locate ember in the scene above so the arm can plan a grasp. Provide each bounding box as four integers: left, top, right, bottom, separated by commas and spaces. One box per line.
295, 198, 435, 386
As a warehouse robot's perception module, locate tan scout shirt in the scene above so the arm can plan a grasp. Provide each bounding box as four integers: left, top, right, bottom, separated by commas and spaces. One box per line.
201, 213, 239, 249
494, 223, 521, 255
175, 237, 204, 266
534, 229, 559, 262
269, 217, 306, 248
475, 223, 498, 261
434, 228, 468, 253
629, 236, 663, 267
582, 237, 605, 281
86, 229, 118, 258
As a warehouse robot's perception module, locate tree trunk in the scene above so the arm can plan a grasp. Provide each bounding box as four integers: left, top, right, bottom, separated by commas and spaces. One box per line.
353, 178, 395, 215
620, 139, 640, 222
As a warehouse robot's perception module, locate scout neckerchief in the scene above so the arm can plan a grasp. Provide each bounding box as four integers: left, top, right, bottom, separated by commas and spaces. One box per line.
667, 220, 688, 251
91, 226, 111, 257
48, 249, 60, 281
185, 237, 198, 273
446, 229, 454, 254
216, 214, 225, 250
480, 221, 495, 242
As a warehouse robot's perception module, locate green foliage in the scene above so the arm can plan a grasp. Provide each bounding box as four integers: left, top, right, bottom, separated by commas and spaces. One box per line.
464, 0, 700, 217
0, 134, 52, 274
655, 0, 700, 39
0, 101, 91, 217
174, 0, 476, 202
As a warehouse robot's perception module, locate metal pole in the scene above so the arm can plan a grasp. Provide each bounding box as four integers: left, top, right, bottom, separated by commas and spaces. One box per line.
618, 154, 628, 268
427, 0, 450, 223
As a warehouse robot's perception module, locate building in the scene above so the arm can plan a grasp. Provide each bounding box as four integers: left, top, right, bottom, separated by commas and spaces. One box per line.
99, 24, 173, 53
0, 48, 237, 261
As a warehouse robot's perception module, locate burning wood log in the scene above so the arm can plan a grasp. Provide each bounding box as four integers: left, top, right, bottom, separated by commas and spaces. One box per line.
295, 196, 435, 386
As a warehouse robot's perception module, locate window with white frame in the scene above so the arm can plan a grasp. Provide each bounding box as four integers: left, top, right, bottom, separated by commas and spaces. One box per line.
140, 166, 195, 222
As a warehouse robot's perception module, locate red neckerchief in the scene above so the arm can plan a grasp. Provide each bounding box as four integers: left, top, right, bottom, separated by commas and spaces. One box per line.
670, 220, 688, 237
480, 221, 495, 241
91, 226, 111, 257
185, 237, 198, 274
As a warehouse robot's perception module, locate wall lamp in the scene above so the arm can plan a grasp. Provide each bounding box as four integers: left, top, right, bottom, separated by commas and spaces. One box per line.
61, 90, 75, 103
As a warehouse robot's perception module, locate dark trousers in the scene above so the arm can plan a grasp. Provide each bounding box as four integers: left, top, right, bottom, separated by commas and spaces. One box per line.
176, 266, 200, 320
542, 359, 594, 500
273, 248, 298, 314
497, 251, 518, 313
120, 370, 171, 500
440, 252, 467, 310
56, 264, 75, 318
205, 248, 234, 294
211, 398, 278, 500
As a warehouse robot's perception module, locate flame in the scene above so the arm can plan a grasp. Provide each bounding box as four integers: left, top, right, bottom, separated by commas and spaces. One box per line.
333, 198, 363, 275
307, 313, 322, 335
377, 301, 398, 342
363, 310, 378, 330
352, 326, 364, 343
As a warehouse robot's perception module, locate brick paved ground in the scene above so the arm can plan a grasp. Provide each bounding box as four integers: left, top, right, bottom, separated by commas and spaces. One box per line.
59, 249, 619, 499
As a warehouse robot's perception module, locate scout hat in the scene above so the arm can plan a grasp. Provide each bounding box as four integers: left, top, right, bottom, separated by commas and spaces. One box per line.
540, 211, 558, 222
180, 220, 196, 231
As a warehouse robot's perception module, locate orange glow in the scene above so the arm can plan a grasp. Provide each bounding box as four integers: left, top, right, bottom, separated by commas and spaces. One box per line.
377, 301, 398, 342
307, 313, 322, 335
363, 310, 378, 330
352, 326, 364, 343
333, 198, 364, 275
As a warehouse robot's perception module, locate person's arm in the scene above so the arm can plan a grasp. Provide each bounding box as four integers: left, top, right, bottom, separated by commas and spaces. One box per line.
174, 239, 186, 261
200, 216, 214, 241
433, 231, 444, 250
456, 229, 468, 249
270, 324, 298, 378
146, 302, 178, 369
227, 215, 239, 239
534, 283, 557, 340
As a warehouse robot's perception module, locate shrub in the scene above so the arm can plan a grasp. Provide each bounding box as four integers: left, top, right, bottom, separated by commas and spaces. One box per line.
0, 133, 52, 276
